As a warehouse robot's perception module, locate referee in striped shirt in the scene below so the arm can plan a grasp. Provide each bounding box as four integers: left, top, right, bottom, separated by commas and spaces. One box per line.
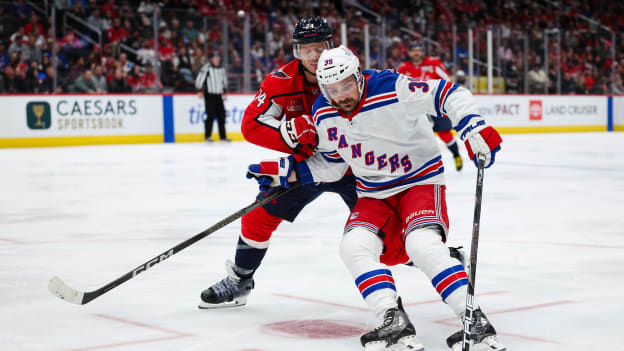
196, 53, 230, 142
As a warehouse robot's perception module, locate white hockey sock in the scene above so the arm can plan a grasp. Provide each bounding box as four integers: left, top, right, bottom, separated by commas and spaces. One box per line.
340, 227, 398, 318
405, 226, 469, 317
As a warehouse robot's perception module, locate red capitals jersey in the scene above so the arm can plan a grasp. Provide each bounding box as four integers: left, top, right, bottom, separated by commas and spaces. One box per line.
242, 60, 322, 156
397, 57, 449, 80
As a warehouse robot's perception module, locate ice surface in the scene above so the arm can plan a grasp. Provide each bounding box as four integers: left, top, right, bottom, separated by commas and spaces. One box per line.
1, 132, 623, 351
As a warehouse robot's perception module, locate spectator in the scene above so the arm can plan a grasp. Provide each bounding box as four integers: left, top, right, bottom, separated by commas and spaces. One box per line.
612, 72, 624, 94
455, 69, 467, 87
101, 0, 118, 18
12, 0, 32, 21
561, 71, 576, 94
40, 65, 60, 93
126, 65, 142, 92
8, 34, 25, 57
137, 39, 156, 65
68, 56, 86, 82
527, 64, 548, 93
22, 35, 42, 64
88, 9, 109, 32
24, 13, 44, 36
73, 69, 97, 93
181, 20, 199, 42
107, 18, 128, 45
0, 44, 7, 69
174, 46, 193, 84
139, 63, 162, 92
24, 61, 41, 93
590, 77, 608, 94
118, 52, 132, 74
109, 67, 130, 93
60, 30, 86, 61
69, 0, 86, 17
92, 65, 107, 92
138, 0, 156, 14
2, 65, 26, 93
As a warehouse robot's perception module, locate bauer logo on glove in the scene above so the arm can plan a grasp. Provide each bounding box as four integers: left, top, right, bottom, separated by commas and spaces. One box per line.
460, 120, 502, 168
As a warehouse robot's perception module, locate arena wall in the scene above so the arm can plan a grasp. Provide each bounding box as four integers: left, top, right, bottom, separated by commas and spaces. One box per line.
0, 94, 621, 148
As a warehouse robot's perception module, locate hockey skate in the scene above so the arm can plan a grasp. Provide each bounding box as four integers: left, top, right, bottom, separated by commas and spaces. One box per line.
446, 308, 505, 351
198, 260, 254, 309
360, 297, 424, 351
448, 246, 469, 272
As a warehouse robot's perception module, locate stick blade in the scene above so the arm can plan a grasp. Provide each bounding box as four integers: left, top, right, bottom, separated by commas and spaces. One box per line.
48, 276, 85, 305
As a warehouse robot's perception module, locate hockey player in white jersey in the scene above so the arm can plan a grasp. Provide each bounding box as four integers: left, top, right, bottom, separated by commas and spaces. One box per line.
246, 45, 505, 351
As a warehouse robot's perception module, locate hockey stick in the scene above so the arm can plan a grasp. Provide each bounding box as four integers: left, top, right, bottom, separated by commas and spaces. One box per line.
462, 156, 486, 351
48, 185, 300, 305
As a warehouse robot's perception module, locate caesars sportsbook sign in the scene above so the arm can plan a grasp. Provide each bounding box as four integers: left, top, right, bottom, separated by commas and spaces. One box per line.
0, 95, 162, 138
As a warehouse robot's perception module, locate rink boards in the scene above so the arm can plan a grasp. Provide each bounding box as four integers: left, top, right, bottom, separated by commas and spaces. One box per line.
0, 93, 622, 147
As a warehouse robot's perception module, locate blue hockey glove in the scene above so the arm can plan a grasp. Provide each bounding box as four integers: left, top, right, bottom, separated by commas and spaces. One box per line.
246, 155, 297, 191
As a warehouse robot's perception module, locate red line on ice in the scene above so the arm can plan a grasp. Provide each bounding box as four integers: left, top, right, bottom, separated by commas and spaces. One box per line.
64, 313, 193, 351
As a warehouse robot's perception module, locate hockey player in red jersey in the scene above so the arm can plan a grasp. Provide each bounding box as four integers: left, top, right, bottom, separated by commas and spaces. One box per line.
199, 17, 358, 308
398, 41, 464, 171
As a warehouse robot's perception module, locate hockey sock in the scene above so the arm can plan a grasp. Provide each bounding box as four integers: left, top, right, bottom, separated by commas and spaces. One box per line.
235, 207, 283, 278
447, 140, 460, 157
404, 225, 468, 317
438, 131, 461, 157
234, 236, 267, 278
341, 227, 398, 318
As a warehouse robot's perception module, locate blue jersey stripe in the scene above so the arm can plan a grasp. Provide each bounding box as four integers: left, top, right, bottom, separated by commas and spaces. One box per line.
356, 156, 442, 188
434, 79, 447, 118
356, 167, 444, 193
454, 114, 482, 132
315, 111, 341, 126
442, 83, 460, 115
360, 98, 399, 113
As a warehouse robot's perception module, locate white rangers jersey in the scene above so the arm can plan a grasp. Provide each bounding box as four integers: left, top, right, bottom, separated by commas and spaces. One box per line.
296, 69, 485, 199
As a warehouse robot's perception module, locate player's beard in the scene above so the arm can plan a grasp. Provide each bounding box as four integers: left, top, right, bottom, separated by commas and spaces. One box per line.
337, 98, 357, 113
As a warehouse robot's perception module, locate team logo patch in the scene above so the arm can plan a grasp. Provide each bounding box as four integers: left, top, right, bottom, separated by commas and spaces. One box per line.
271, 69, 291, 79
349, 212, 359, 220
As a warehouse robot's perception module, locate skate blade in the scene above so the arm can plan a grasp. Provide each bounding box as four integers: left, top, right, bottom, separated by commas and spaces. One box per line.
451, 337, 505, 351
396, 334, 424, 351
470, 336, 506, 351
364, 336, 425, 351
198, 296, 247, 309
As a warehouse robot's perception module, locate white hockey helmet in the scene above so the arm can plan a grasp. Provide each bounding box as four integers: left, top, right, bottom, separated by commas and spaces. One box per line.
316, 45, 365, 105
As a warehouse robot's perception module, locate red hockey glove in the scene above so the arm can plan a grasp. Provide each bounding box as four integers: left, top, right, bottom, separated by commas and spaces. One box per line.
463, 124, 502, 168
246, 155, 298, 191
279, 115, 318, 159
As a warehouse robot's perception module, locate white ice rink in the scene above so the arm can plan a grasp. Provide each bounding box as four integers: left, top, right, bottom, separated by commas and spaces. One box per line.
1, 132, 624, 351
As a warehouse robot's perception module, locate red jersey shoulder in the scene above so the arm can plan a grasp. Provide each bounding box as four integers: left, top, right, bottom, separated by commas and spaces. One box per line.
423, 56, 444, 67
397, 61, 413, 74
261, 60, 304, 95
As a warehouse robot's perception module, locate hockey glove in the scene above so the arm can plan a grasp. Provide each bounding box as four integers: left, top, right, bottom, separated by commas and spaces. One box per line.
279, 115, 318, 160
462, 122, 502, 168
246, 155, 298, 191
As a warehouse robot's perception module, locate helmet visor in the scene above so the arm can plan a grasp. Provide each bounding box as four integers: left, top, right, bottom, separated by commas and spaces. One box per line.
294, 41, 331, 60
321, 76, 360, 112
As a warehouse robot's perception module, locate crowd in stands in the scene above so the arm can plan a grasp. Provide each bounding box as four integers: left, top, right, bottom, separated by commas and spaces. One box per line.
0, 0, 623, 94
